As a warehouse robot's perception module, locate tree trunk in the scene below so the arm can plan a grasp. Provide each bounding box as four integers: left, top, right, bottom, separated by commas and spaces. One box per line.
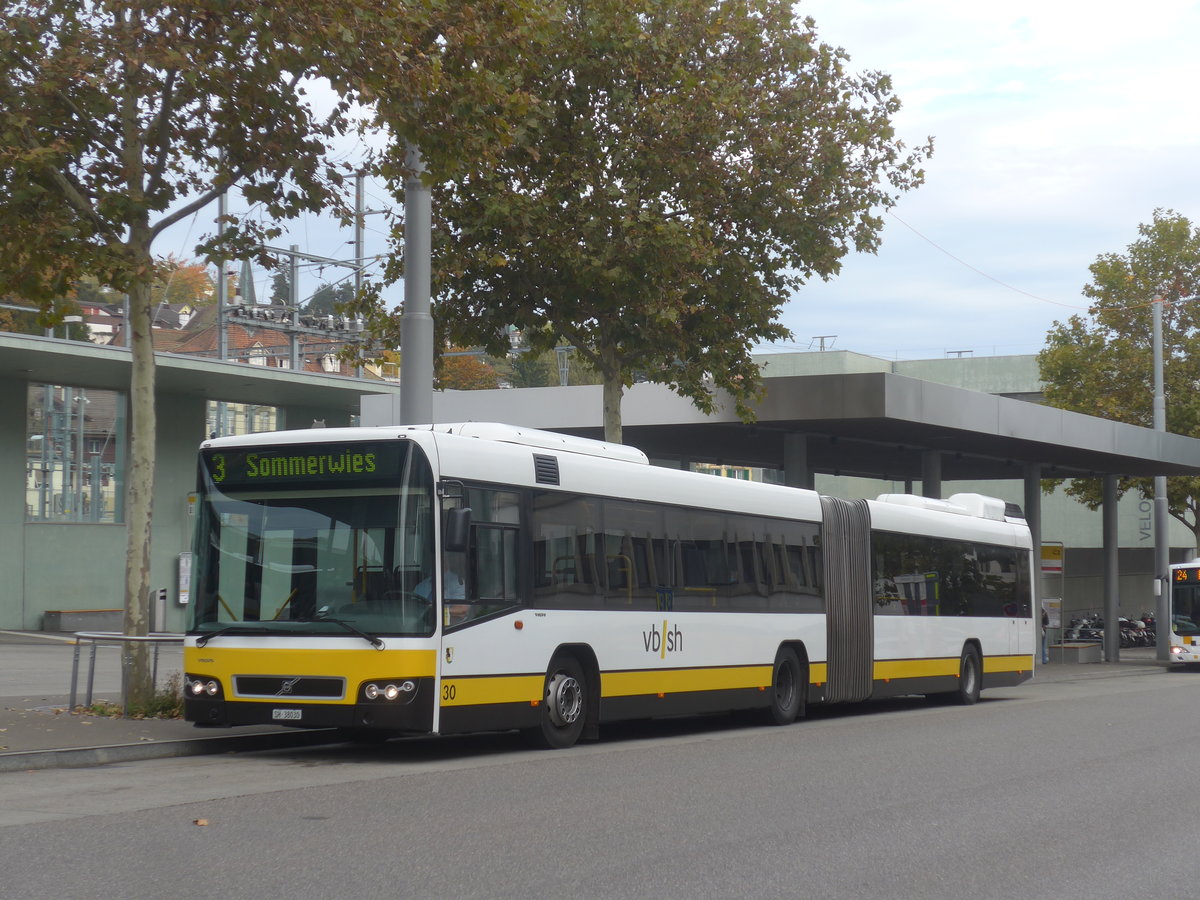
602, 373, 623, 444
122, 267, 157, 710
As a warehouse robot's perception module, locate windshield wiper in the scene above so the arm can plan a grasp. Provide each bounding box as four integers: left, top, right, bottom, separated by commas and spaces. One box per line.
305, 613, 385, 650
195, 624, 271, 647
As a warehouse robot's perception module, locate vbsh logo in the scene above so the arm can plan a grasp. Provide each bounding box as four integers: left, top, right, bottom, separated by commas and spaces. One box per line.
642, 620, 684, 658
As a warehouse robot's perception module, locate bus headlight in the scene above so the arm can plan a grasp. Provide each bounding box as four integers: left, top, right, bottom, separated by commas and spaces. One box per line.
361, 680, 417, 703
186, 676, 222, 698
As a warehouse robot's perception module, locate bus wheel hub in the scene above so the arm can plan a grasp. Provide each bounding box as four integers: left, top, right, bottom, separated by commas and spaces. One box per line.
546, 673, 582, 727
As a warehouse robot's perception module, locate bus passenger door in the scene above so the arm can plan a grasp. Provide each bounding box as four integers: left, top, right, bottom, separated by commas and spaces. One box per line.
441, 486, 524, 629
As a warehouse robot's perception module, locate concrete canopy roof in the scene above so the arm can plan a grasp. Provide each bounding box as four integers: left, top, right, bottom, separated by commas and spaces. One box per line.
423, 373, 1200, 481
10, 333, 1199, 482
0, 333, 396, 417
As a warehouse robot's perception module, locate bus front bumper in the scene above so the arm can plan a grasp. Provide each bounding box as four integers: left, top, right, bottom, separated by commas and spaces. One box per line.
184, 681, 435, 733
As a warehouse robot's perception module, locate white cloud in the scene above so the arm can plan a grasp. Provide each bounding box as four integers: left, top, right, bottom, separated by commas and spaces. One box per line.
775, 0, 1200, 359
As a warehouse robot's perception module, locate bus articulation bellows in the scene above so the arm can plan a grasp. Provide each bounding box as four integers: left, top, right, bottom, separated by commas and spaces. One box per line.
184, 422, 1036, 748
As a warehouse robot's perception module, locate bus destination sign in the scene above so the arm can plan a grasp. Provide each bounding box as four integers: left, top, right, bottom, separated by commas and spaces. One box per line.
1174, 566, 1200, 585
203, 442, 402, 488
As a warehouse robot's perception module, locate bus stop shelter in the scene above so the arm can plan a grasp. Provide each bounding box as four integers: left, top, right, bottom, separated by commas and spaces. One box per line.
363, 371, 1200, 660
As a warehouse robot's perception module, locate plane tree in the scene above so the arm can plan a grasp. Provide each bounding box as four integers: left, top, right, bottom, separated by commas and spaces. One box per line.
1038, 210, 1200, 549
365, 0, 932, 442
0, 0, 539, 707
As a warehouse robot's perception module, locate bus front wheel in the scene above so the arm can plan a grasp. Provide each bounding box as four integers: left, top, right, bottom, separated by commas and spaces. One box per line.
766, 648, 805, 725
536, 655, 587, 749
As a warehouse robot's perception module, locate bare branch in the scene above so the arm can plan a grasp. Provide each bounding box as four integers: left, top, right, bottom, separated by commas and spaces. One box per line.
143, 66, 179, 198
148, 161, 254, 240
15, 128, 107, 233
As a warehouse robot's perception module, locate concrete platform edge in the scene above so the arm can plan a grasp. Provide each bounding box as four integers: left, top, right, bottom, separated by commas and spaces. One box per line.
0, 728, 342, 774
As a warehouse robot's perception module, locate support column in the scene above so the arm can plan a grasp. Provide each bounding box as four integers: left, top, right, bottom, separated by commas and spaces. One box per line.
1023, 464, 1042, 619
1103, 474, 1120, 662
0, 375, 27, 628
783, 433, 814, 491
1155, 472, 1170, 661
921, 450, 942, 499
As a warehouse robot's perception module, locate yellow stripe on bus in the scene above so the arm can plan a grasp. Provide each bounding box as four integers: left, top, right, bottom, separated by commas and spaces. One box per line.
874, 658, 959, 680
440, 674, 544, 707
440, 665, 776, 709
873, 654, 1033, 681
985, 654, 1034, 674
603, 665, 774, 698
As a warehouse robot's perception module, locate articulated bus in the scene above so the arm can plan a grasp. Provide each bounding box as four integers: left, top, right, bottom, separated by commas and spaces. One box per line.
183, 422, 1036, 748
1168, 560, 1200, 665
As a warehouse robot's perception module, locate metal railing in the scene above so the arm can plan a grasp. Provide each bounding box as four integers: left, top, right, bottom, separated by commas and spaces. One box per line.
69, 631, 184, 710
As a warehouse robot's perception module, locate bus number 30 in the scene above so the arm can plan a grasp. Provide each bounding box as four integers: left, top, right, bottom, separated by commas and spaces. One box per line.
441, 683, 457, 702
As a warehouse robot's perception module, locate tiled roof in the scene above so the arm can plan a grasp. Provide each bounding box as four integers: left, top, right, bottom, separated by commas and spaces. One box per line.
106, 302, 365, 376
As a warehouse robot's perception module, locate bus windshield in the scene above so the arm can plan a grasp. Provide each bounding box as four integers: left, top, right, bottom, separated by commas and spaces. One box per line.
1174, 582, 1200, 636
191, 440, 436, 638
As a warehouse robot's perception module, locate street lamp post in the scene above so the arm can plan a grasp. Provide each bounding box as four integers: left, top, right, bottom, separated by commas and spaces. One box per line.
1153, 296, 1171, 661
399, 143, 434, 425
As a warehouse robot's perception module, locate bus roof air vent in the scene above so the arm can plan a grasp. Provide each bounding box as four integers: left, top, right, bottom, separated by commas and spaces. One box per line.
1003, 502, 1026, 521
437, 422, 649, 465
947, 493, 1007, 521
534, 454, 560, 485
874, 492, 1010, 522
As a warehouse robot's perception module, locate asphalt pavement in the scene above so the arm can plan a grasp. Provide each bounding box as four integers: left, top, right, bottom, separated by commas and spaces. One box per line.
0, 629, 1168, 773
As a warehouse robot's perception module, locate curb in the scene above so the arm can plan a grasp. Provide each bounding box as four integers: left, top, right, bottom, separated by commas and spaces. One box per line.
0, 728, 343, 774
1034, 660, 1169, 680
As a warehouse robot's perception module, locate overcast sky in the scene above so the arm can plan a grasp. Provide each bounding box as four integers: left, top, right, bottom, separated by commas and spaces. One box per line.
161, 1, 1200, 362
770, 0, 1200, 360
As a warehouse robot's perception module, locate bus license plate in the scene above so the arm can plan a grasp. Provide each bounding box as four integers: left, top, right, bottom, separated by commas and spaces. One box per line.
272, 708, 302, 721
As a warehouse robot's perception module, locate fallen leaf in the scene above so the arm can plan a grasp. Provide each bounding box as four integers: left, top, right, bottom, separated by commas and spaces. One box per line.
193, 819, 209, 827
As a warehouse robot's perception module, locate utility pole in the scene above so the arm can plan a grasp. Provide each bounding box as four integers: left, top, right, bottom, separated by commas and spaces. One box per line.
354, 171, 366, 379
289, 245, 300, 370
355, 171, 365, 299
1154, 296, 1171, 661
216, 186, 228, 362
399, 143, 434, 425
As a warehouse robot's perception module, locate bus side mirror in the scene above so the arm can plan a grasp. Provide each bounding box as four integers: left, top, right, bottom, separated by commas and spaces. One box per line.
445, 507, 471, 553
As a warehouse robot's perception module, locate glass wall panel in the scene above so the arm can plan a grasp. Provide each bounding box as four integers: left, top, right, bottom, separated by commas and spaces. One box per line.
206, 400, 280, 438
26, 384, 125, 523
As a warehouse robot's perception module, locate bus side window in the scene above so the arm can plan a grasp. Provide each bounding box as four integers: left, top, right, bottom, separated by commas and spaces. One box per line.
473, 524, 519, 603
452, 487, 523, 624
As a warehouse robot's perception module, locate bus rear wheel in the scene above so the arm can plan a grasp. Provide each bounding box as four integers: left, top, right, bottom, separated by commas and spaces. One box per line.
954, 645, 982, 705
766, 648, 805, 725
535, 655, 587, 749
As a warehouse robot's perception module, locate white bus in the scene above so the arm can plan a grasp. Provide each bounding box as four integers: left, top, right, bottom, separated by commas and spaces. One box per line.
183, 422, 1036, 748
1168, 560, 1200, 665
